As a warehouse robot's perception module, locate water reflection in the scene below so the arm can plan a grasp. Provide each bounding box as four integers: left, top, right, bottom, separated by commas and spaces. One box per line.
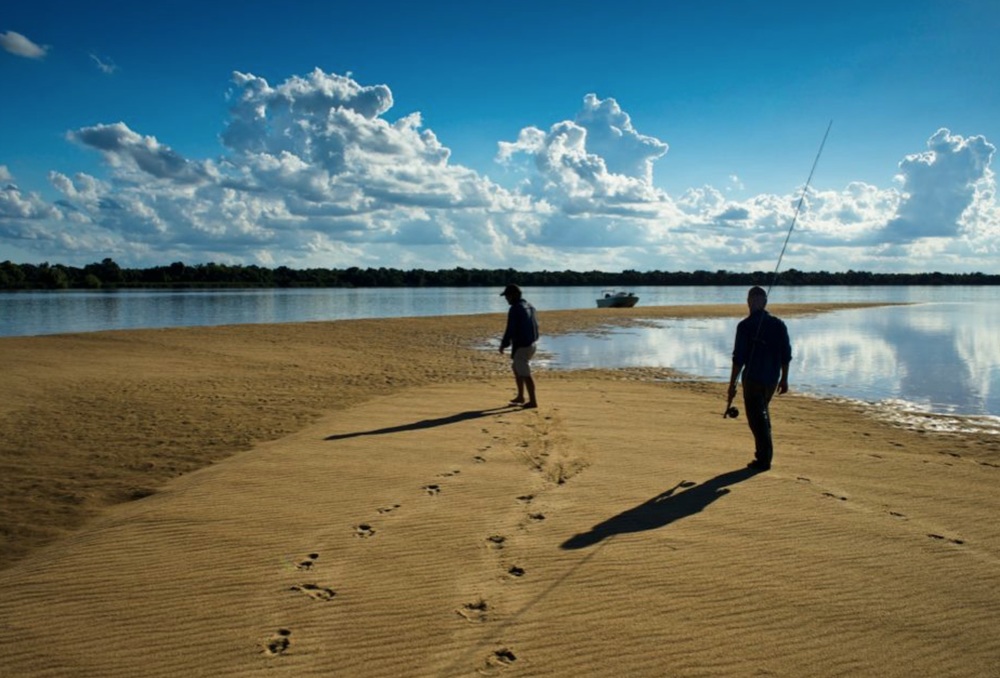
3, 285, 997, 338
3, 287, 997, 423
542, 303, 1000, 419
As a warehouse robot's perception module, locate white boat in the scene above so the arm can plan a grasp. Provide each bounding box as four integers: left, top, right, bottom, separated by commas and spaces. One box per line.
596, 290, 639, 308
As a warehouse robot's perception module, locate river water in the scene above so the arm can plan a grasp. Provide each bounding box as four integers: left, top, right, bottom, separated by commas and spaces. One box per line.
2, 285, 997, 427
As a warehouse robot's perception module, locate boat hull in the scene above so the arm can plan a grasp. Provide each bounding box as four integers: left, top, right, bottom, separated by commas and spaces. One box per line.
596, 295, 639, 308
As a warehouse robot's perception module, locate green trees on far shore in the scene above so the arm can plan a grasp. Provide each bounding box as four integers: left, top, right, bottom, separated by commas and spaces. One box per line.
1, 258, 998, 290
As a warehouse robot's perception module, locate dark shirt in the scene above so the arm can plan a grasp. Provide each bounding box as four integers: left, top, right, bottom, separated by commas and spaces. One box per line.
732, 309, 791, 385
501, 299, 539, 351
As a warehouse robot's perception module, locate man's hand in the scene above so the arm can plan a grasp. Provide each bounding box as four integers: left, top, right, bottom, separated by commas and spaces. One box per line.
498, 346, 505, 355
777, 378, 789, 395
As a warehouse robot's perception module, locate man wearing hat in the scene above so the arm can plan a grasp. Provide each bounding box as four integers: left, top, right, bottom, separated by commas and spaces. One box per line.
499, 284, 539, 409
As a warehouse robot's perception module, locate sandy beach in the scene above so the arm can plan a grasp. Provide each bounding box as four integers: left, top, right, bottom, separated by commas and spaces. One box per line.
2, 303, 999, 677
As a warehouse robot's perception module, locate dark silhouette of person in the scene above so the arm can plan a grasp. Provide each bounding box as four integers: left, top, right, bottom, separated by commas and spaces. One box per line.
499, 283, 539, 408
727, 286, 791, 471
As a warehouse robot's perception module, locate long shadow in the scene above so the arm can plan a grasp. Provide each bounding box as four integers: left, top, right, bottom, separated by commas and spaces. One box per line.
324, 405, 518, 441
561, 466, 760, 549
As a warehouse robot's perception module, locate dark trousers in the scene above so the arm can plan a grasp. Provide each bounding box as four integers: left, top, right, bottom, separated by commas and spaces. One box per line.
742, 380, 777, 465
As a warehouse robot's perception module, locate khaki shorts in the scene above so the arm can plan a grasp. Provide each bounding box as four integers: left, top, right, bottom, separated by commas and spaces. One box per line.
511, 344, 536, 377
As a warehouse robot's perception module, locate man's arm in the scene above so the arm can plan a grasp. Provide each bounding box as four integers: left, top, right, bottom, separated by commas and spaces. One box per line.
727, 362, 742, 402
777, 320, 791, 394
728, 322, 746, 400
499, 308, 514, 353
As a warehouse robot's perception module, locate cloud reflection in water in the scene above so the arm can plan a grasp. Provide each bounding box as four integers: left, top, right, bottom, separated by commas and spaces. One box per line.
541, 303, 1000, 421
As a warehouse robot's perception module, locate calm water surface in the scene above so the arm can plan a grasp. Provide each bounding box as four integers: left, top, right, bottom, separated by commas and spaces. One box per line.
0, 285, 989, 337
541, 299, 1000, 426
2, 286, 998, 424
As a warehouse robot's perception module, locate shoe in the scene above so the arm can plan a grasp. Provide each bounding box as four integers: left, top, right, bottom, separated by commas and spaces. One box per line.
521, 402, 538, 409
747, 460, 771, 471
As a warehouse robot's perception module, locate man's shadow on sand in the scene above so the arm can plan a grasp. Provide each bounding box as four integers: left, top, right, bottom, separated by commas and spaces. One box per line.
324, 405, 518, 441
561, 466, 760, 550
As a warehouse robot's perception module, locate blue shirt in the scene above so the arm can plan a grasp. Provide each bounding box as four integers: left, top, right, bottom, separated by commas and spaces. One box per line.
732, 310, 791, 385
501, 299, 539, 350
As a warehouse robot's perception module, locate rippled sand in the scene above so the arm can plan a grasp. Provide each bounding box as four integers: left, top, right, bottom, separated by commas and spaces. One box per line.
2, 303, 997, 677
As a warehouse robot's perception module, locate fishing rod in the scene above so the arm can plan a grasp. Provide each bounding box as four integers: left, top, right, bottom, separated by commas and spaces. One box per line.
766, 119, 833, 297
723, 120, 833, 419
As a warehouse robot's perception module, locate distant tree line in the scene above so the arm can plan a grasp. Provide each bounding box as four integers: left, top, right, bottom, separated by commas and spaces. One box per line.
1, 258, 998, 290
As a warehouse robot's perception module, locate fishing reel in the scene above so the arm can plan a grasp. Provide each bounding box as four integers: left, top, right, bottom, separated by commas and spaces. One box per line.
722, 405, 740, 419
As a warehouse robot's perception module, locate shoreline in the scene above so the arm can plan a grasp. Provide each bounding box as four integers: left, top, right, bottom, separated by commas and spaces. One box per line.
0, 301, 940, 572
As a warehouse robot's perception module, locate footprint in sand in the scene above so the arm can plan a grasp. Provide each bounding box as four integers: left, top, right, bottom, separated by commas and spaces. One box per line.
528, 513, 545, 522
473, 455, 487, 463
486, 535, 506, 549
354, 523, 376, 538
888, 510, 907, 519
927, 533, 965, 545
457, 599, 489, 622
290, 584, 337, 601
797, 476, 812, 483
262, 629, 291, 656
377, 504, 401, 515
438, 469, 461, 477
295, 553, 319, 570
822, 492, 848, 502
423, 484, 441, 495
486, 648, 518, 669
507, 566, 525, 578
516, 494, 534, 504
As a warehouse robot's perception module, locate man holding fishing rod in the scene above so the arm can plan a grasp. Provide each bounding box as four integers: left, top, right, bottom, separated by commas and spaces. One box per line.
722, 121, 827, 471
727, 286, 791, 471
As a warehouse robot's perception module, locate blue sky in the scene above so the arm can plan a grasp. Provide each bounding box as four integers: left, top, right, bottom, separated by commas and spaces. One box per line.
1, 0, 998, 273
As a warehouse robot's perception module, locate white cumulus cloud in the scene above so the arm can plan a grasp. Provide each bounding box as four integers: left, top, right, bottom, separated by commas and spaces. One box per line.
498, 94, 669, 208
0, 68, 997, 273
68, 123, 214, 185
883, 128, 995, 242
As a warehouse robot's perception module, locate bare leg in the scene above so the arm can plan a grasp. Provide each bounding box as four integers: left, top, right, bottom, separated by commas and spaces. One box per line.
523, 376, 537, 408
510, 369, 525, 403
